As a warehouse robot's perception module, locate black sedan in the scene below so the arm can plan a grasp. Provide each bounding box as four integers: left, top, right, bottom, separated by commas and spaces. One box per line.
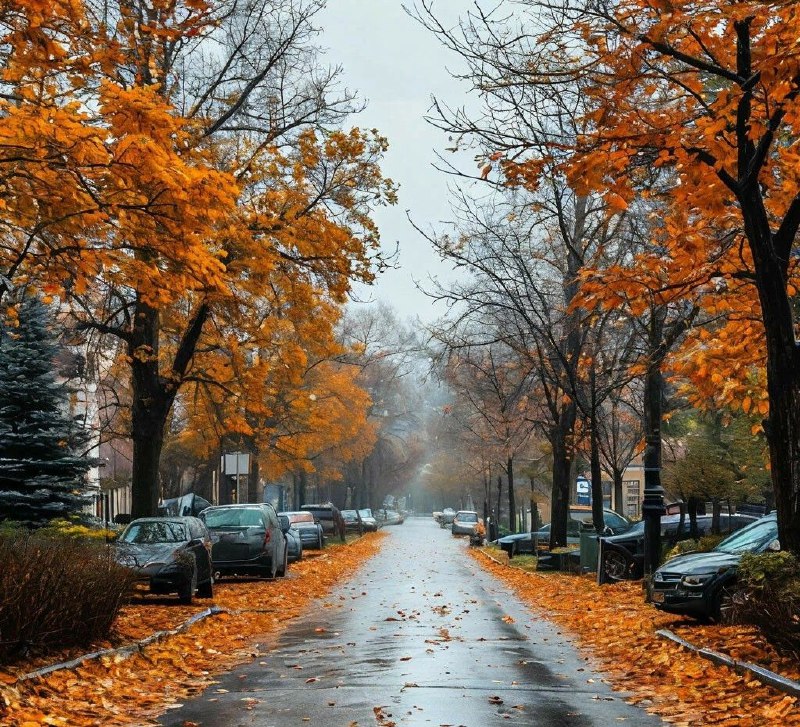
650, 513, 779, 621
114, 516, 213, 604
601, 512, 758, 581
200, 503, 288, 579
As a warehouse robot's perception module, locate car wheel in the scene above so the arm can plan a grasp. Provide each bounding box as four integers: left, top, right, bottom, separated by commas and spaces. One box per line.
713, 583, 739, 623
602, 549, 632, 581
197, 578, 213, 599
178, 569, 197, 604
276, 545, 288, 577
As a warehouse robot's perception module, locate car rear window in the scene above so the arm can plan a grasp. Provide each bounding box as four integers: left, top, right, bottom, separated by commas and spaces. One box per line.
288, 512, 315, 524
204, 508, 263, 528
457, 512, 478, 522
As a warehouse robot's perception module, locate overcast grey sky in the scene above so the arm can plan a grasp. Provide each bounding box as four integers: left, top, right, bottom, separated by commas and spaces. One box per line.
319, 1, 470, 324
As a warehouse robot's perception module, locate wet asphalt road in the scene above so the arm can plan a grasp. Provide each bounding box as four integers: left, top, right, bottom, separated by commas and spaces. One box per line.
159, 517, 663, 727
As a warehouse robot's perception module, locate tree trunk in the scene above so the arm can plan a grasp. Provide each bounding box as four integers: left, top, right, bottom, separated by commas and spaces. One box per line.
549, 402, 577, 548
496, 475, 503, 527
589, 404, 605, 533
613, 470, 624, 516
129, 299, 210, 517
507, 455, 516, 532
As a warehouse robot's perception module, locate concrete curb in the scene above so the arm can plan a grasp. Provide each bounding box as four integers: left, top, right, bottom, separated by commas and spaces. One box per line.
656, 629, 800, 698
15, 605, 231, 684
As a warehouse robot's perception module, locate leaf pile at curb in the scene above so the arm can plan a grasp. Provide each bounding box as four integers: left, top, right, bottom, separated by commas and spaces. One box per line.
0, 533, 384, 726
472, 549, 800, 726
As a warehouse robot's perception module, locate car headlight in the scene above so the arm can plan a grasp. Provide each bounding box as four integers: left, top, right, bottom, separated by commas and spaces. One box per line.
681, 573, 715, 587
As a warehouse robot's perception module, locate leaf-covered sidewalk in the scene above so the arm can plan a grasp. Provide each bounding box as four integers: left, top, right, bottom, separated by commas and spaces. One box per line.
472, 549, 800, 726
0, 533, 384, 727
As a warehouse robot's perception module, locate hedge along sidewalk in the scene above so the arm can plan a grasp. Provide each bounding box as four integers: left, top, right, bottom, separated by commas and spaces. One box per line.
0, 532, 386, 727
471, 547, 800, 726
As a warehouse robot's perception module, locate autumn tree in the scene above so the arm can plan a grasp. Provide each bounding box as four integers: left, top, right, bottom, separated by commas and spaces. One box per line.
543, 0, 800, 553
32, 0, 397, 517
335, 304, 429, 510
437, 341, 536, 531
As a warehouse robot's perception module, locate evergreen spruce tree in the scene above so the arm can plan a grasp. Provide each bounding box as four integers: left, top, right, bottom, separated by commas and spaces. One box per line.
0, 293, 94, 524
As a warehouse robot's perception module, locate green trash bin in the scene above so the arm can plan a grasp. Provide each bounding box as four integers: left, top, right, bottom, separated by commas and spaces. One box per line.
579, 527, 599, 572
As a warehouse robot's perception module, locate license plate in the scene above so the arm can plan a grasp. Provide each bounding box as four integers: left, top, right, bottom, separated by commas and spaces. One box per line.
652, 591, 665, 604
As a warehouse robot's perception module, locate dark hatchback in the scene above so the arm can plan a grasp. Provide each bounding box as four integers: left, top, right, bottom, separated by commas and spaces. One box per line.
200, 503, 288, 579
300, 503, 344, 539
114, 516, 213, 604
650, 513, 779, 621
601, 512, 758, 581
340, 509, 364, 534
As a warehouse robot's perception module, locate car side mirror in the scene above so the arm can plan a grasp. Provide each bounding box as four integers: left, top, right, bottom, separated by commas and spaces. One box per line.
278, 515, 290, 533
767, 539, 781, 552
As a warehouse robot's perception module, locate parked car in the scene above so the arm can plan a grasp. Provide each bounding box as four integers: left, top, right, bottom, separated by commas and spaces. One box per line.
438, 508, 457, 527
279, 515, 303, 563
601, 512, 758, 581
651, 513, 779, 621
451, 510, 481, 536
498, 507, 632, 557
200, 503, 288, 579
300, 503, 345, 540
340, 509, 364, 534
114, 516, 213, 604
279, 511, 325, 549
376, 508, 405, 526
358, 508, 379, 532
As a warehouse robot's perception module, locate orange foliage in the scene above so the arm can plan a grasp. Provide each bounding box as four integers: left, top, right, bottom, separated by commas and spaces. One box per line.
0, 534, 385, 726
560, 0, 800, 413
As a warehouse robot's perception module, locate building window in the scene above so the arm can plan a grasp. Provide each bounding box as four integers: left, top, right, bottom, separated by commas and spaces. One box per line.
624, 480, 641, 518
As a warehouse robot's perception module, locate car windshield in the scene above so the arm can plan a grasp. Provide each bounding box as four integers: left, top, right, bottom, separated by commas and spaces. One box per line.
287, 512, 315, 524
121, 521, 186, 544
203, 508, 263, 528
341, 510, 357, 519
603, 511, 632, 529
358, 509, 373, 518
457, 512, 478, 522
714, 517, 778, 554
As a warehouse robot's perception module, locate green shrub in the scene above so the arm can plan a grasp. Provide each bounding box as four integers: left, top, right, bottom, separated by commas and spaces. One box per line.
734, 552, 800, 660
0, 530, 136, 663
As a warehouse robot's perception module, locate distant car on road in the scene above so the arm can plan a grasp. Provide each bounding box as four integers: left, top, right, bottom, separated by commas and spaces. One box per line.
451, 510, 480, 536
438, 508, 456, 528
651, 513, 779, 621
601, 512, 758, 581
358, 508, 379, 532
200, 503, 288, 579
376, 509, 405, 526
114, 516, 213, 604
498, 507, 632, 557
341, 509, 364, 534
279, 511, 325, 549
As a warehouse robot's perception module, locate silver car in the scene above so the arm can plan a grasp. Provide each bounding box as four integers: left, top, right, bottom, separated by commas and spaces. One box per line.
201, 504, 288, 579
451, 510, 480, 536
